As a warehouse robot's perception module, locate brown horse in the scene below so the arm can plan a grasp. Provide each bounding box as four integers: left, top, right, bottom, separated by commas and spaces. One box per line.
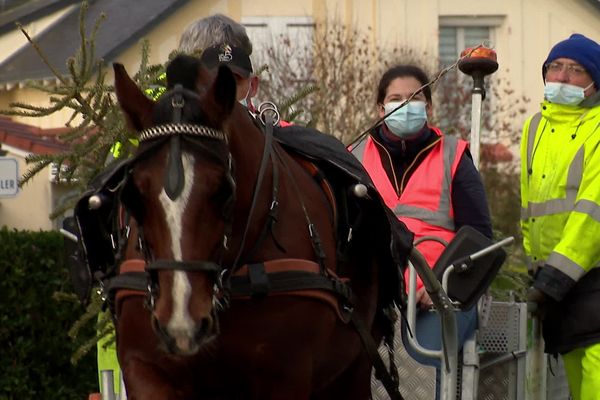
110, 54, 401, 400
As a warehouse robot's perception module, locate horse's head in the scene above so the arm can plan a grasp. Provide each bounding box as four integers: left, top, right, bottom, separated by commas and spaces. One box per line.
114, 55, 238, 355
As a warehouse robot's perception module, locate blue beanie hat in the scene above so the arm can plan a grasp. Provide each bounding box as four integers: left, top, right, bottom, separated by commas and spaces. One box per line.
543, 33, 600, 89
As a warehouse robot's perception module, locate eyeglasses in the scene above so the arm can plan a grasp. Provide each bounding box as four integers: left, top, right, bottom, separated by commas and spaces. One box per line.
545, 62, 588, 77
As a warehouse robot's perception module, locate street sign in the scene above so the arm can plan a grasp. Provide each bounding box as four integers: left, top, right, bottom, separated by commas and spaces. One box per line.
0, 157, 19, 197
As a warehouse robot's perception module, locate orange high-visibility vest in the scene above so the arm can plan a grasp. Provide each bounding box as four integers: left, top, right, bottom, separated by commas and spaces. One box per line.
353, 128, 467, 290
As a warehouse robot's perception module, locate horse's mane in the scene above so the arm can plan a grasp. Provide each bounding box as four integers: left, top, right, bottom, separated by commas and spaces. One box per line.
166, 54, 202, 91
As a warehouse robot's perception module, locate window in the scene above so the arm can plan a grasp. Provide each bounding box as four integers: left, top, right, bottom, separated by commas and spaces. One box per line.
241, 16, 314, 73
241, 16, 315, 121
439, 26, 491, 66
438, 16, 503, 66
436, 17, 510, 157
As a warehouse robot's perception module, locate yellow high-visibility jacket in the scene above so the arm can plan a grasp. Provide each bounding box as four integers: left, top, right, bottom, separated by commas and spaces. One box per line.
108, 75, 166, 159
521, 101, 600, 301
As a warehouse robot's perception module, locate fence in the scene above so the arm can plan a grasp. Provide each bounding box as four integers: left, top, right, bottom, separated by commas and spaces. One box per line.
371, 300, 571, 400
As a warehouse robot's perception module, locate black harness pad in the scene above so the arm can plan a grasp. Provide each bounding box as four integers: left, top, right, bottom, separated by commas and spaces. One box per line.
273, 125, 414, 307
74, 158, 132, 275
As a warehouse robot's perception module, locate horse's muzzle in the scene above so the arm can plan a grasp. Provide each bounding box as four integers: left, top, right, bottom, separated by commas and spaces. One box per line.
152, 312, 219, 356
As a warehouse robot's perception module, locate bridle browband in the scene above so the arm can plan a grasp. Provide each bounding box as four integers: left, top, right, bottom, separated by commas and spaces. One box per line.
138, 123, 227, 144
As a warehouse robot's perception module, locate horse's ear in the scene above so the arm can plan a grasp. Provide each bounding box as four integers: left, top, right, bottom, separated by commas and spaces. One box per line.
202, 65, 237, 126
113, 63, 155, 132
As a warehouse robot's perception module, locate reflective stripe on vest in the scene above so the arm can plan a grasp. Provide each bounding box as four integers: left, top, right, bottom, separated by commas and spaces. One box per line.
351, 138, 367, 163
353, 130, 466, 289
521, 113, 585, 220
393, 135, 458, 230
526, 112, 543, 177
521, 109, 600, 280
352, 131, 462, 231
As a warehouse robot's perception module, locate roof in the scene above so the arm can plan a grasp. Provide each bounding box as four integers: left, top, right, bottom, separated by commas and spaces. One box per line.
0, 116, 69, 154
0, 0, 190, 85
0, 0, 79, 35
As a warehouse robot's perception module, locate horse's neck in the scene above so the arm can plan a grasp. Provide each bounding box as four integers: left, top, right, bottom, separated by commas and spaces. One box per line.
227, 110, 267, 175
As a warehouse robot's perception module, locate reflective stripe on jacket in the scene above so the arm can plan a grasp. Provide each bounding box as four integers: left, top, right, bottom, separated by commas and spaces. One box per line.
353, 128, 467, 289
520, 101, 600, 283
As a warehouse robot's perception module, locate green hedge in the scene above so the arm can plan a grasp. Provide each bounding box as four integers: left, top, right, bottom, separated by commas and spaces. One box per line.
0, 227, 96, 399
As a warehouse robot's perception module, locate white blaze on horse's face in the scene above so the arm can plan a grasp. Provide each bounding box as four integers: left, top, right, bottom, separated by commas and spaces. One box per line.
158, 152, 197, 353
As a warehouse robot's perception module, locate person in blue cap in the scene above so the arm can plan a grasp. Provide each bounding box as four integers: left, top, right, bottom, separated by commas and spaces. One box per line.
521, 33, 600, 400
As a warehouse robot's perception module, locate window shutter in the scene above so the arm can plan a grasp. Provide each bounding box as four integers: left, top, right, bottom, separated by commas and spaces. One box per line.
439, 26, 458, 66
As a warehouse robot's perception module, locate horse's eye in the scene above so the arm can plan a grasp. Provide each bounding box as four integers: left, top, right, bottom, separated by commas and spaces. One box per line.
212, 179, 232, 204
212, 179, 234, 218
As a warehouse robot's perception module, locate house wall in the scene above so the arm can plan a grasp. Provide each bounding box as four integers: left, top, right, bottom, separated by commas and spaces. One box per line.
433, 0, 600, 117
0, 144, 53, 230
0, 0, 599, 230
0, 143, 77, 230
3, 0, 599, 129
0, 86, 75, 128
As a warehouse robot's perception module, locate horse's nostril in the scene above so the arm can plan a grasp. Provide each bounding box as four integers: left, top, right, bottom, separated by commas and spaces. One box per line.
195, 316, 215, 341
201, 317, 212, 335
152, 317, 179, 353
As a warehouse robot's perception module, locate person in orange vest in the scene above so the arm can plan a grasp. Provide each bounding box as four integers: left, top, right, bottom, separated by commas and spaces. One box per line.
352, 64, 492, 397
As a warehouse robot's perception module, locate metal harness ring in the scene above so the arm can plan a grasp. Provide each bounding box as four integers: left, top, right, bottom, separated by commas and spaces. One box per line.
257, 101, 280, 126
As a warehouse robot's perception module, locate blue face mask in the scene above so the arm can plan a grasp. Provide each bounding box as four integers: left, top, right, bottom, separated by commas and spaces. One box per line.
544, 82, 593, 106
383, 101, 428, 138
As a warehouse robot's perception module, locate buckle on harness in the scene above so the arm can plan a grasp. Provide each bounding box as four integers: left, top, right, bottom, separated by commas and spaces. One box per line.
247, 263, 270, 297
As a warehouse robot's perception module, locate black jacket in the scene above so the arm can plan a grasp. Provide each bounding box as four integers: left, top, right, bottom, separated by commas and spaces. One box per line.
541, 268, 600, 354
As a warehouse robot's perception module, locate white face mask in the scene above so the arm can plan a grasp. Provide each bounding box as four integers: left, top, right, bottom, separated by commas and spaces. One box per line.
544, 81, 594, 106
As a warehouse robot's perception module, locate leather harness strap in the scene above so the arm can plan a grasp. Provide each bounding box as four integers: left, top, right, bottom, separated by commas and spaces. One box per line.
110, 259, 147, 316
109, 258, 353, 322
228, 258, 352, 321
293, 156, 338, 226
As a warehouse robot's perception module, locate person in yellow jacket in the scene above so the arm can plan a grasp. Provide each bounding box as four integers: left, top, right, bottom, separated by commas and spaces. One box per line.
521, 33, 600, 400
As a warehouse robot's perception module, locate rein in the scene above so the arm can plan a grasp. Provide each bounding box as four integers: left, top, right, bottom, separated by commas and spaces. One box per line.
230, 110, 277, 270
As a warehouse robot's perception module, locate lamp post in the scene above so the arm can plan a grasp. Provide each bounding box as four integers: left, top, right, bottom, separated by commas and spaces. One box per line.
458, 46, 499, 169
